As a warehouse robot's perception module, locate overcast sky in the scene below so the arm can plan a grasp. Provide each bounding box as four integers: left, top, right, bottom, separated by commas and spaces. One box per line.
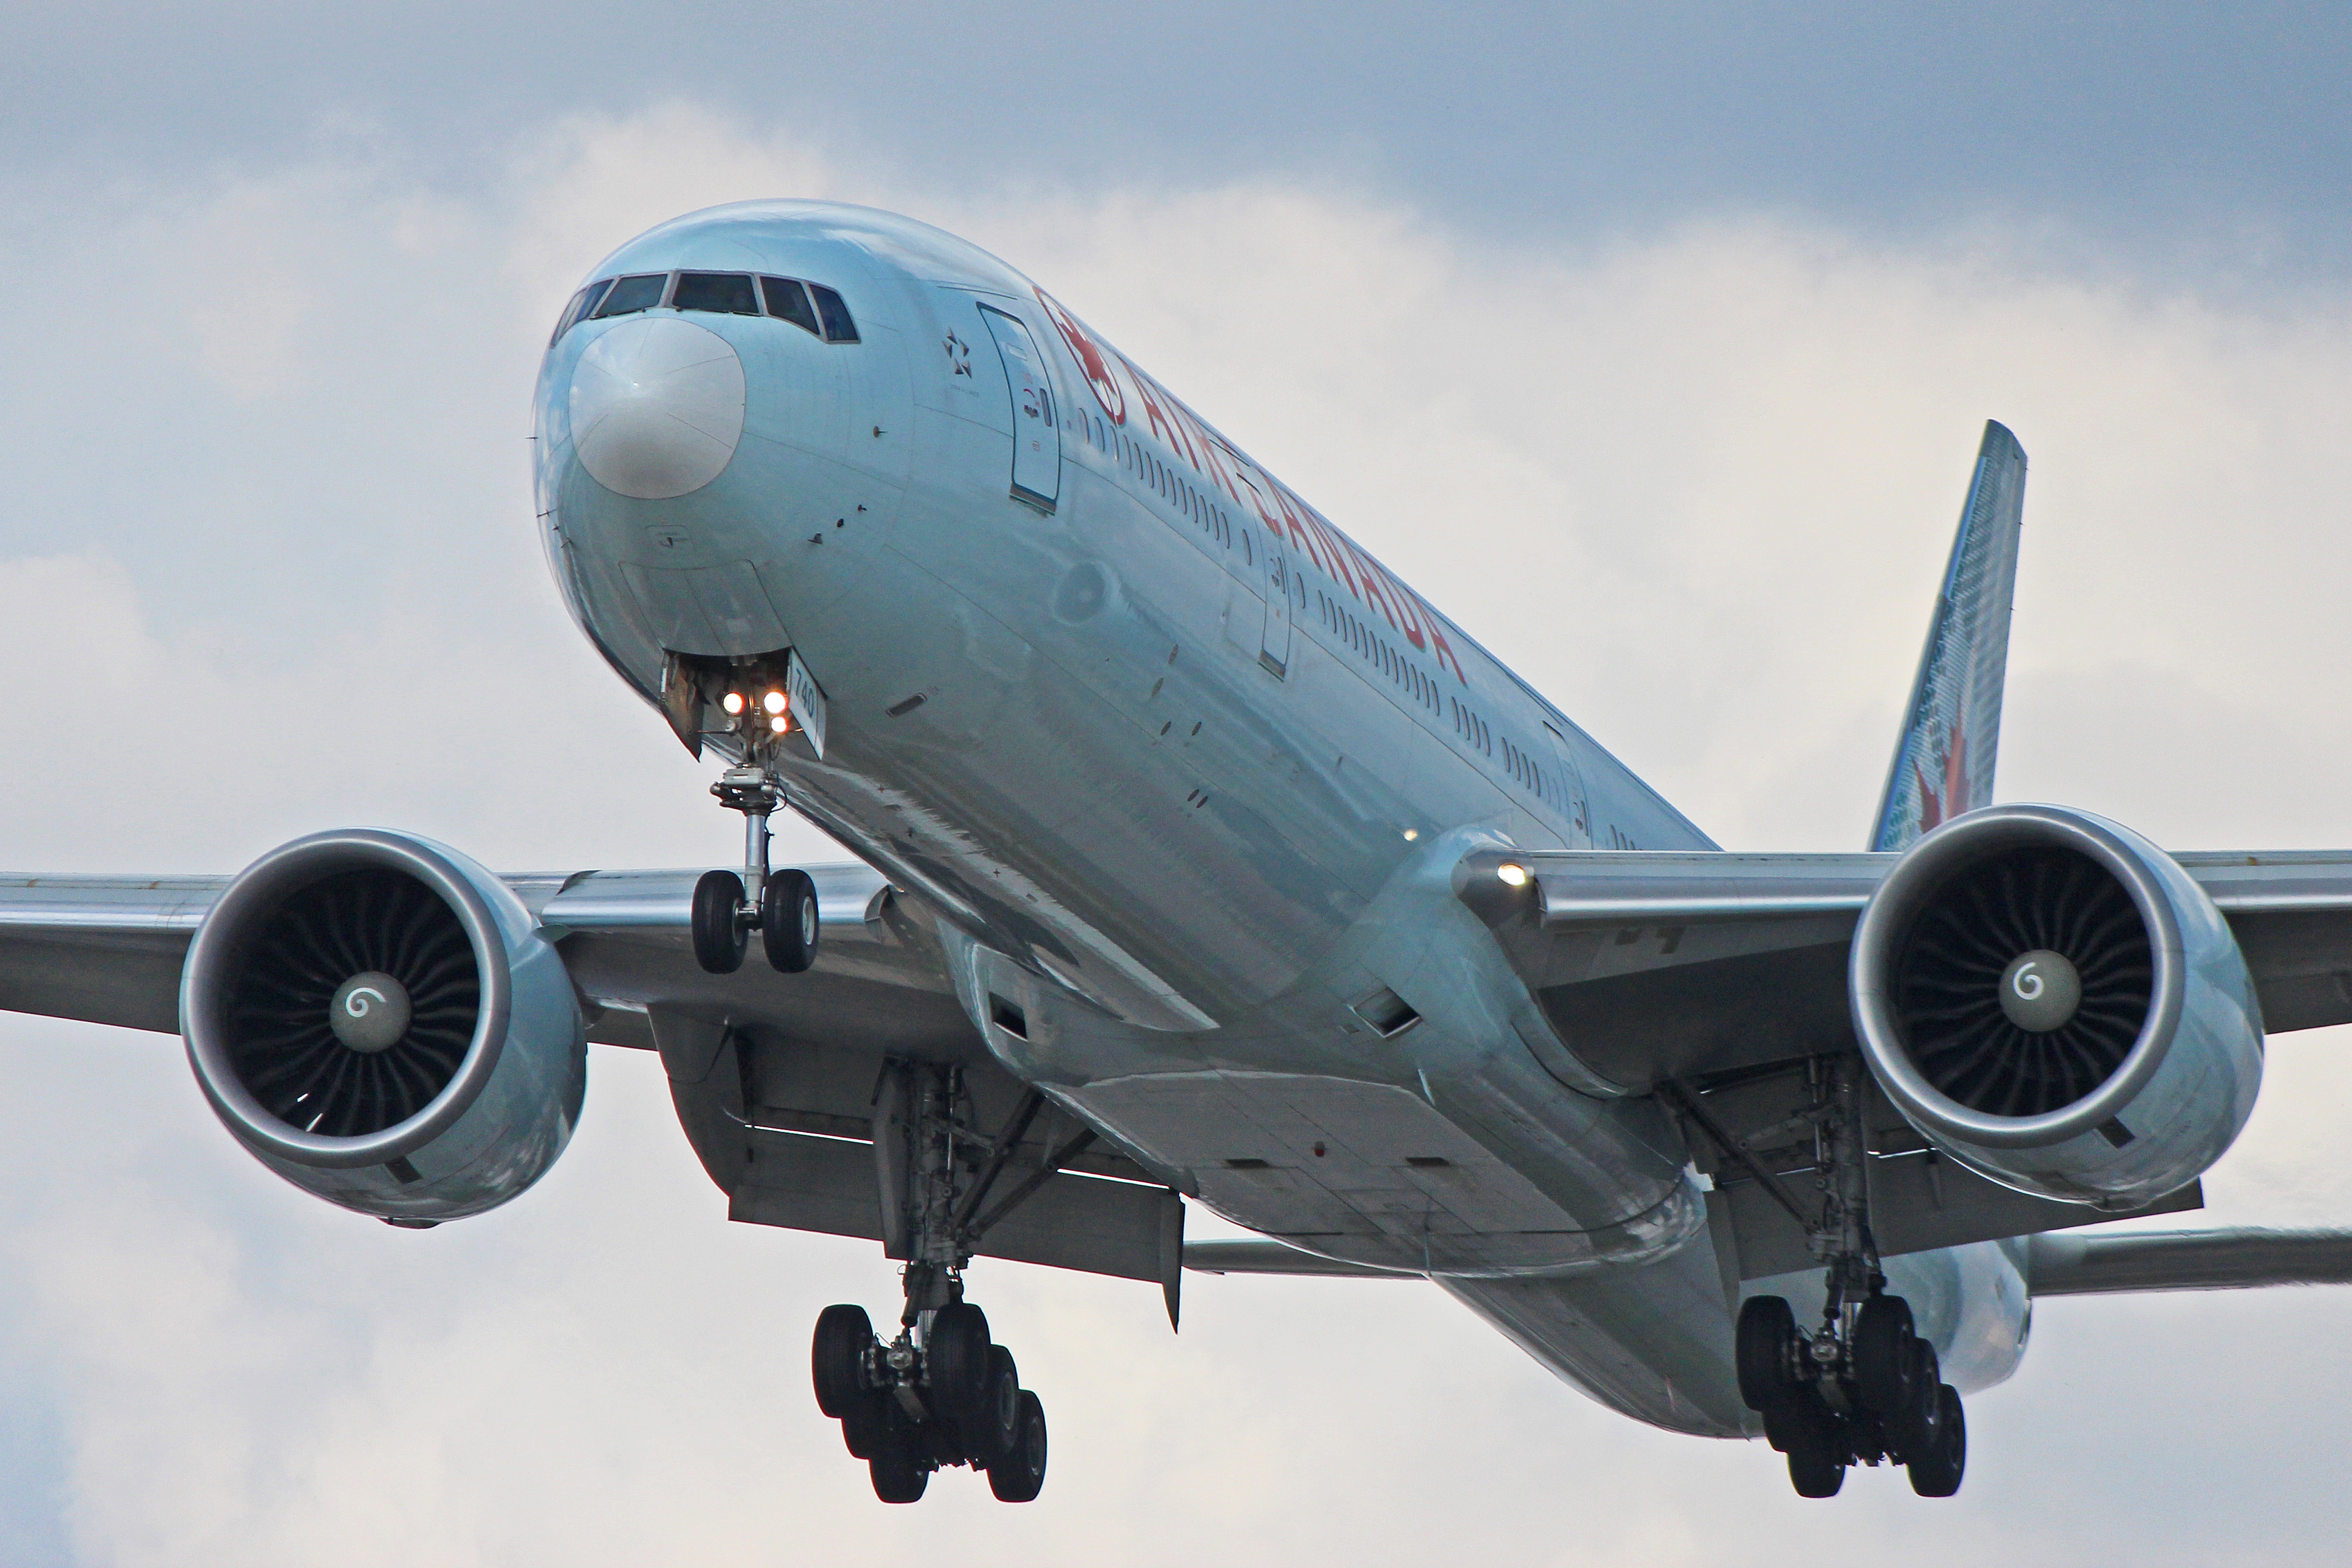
0, 6, 2349, 1563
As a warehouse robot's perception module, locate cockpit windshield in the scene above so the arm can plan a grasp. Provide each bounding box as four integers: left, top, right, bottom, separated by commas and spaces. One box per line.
760, 276, 820, 335
671, 272, 760, 315
552, 270, 861, 344
593, 274, 668, 319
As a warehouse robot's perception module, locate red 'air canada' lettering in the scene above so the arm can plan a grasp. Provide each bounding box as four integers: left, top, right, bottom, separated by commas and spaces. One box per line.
1034, 288, 1466, 685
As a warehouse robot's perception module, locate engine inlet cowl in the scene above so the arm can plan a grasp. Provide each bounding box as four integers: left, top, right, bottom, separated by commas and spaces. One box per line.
1850, 804, 2263, 1209
182, 829, 587, 1223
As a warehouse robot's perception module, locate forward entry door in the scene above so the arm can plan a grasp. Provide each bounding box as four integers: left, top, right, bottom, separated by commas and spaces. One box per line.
978, 305, 1059, 510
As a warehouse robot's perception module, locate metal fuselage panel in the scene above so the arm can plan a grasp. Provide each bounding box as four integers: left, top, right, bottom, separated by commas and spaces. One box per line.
532, 201, 1821, 1434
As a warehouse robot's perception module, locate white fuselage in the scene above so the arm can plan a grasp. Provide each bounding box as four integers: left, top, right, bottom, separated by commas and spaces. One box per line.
535, 201, 2029, 1439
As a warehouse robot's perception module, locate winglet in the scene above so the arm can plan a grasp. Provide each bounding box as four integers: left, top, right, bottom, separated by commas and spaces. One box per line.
1868, 421, 2029, 853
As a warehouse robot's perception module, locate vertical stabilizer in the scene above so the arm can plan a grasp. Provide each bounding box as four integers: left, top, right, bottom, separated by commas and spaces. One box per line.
1868, 421, 2029, 853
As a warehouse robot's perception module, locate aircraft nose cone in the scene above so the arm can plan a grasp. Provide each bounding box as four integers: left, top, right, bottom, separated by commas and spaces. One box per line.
569, 318, 745, 499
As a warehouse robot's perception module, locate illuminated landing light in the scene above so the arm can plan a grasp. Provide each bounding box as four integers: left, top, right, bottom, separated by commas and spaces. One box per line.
721, 691, 745, 715
763, 689, 788, 715
1495, 862, 1530, 887
769, 715, 789, 733
1403, 829, 1419, 842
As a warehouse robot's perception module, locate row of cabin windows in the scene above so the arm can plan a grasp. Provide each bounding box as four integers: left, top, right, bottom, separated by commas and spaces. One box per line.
1320, 592, 1441, 715
1103, 423, 1239, 555
1069, 402, 1560, 815
1083, 406, 1563, 817
553, 271, 859, 345
1499, 736, 1548, 801
1448, 696, 1492, 756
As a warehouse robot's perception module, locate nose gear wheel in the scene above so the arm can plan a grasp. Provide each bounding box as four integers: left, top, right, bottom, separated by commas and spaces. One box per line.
692, 766, 822, 976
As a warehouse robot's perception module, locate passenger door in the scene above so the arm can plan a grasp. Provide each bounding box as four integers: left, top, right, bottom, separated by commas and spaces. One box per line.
1229, 467, 1291, 676
1543, 721, 1593, 848
977, 305, 1060, 510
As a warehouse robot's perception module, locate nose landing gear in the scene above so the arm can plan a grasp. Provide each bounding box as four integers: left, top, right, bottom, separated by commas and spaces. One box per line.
692, 766, 820, 975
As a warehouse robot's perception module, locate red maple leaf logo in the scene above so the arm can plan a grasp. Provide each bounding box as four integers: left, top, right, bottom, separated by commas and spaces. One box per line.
1914, 722, 1969, 834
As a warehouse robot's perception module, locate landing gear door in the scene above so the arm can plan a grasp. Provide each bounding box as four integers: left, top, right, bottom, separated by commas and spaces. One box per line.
977, 305, 1060, 511
1543, 721, 1593, 848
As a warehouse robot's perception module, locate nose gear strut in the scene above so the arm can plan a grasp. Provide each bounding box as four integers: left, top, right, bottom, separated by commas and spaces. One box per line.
692, 765, 820, 975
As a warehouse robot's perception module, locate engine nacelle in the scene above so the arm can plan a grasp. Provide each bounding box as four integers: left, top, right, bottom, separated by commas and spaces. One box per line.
181, 829, 587, 1224
1851, 804, 2263, 1210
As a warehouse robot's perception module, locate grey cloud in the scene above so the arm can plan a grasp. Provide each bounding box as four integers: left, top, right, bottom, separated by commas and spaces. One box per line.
5, 3, 2351, 283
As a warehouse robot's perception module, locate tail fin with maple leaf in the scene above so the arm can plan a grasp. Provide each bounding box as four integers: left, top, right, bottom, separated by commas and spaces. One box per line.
1868, 420, 2029, 853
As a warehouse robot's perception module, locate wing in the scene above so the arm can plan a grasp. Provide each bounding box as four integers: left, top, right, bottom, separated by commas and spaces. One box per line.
0, 864, 965, 1050
0, 862, 1184, 1293
2025, 1227, 2352, 1295
1466, 844, 2352, 1091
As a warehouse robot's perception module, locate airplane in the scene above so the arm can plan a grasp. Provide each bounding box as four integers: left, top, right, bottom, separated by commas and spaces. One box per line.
4, 198, 2349, 1505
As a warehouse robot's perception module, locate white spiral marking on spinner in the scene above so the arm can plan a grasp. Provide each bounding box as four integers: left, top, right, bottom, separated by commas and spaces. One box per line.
329, 970, 413, 1054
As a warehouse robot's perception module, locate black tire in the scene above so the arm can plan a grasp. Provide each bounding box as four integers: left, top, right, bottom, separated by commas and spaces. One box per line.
1908, 1385, 1966, 1497
1891, 1338, 1944, 1460
1852, 1295, 1916, 1416
691, 869, 747, 974
762, 868, 819, 973
1788, 1445, 1846, 1498
870, 1429, 930, 1504
973, 1345, 1021, 1467
1773, 1387, 1850, 1498
840, 1392, 890, 1460
987, 1390, 1048, 1502
925, 1302, 991, 1420
1736, 1295, 1799, 1411
1760, 1396, 1797, 1454
812, 1303, 872, 1417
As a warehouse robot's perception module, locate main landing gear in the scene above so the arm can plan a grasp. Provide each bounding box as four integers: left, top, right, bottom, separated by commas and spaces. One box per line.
1738, 1290, 1965, 1497
693, 765, 819, 975
809, 1062, 1094, 1501
1731, 1059, 1967, 1498
812, 1288, 1048, 1504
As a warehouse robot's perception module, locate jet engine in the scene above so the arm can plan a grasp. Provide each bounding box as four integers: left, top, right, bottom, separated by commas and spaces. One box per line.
181, 829, 587, 1224
1851, 804, 2263, 1209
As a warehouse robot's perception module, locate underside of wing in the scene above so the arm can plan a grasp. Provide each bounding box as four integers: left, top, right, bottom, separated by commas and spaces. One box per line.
0, 854, 1185, 1294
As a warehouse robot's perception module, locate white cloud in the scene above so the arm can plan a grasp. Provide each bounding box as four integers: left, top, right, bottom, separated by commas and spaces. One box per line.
0, 105, 2350, 1562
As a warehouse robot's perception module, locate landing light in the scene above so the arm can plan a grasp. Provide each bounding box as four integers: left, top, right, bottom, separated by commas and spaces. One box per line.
770, 715, 789, 733
1496, 862, 1530, 887
1403, 829, 1419, 841
763, 689, 788, 715
721, 691, 745, 715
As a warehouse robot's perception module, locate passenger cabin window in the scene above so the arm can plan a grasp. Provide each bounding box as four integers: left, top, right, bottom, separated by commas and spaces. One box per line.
593, 274, 668, 318
808, 284, 859, 343
760, 276, 820, 335
672, 271, 759, 315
